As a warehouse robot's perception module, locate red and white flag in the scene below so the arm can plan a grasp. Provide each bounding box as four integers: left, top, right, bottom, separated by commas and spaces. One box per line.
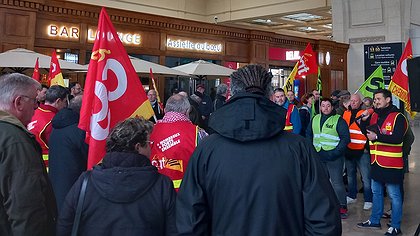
389, 39, 416, 117
32, 57, 40, 82
297, 43, 318, 77
283, 43, 317, 91
79, 8, 154, 169
48, 50, 65, 86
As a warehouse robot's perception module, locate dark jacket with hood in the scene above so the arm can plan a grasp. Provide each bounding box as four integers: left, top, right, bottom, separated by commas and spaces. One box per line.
49, 107, 89, 212
0, 110, 57, 236
176, 93, 341, 236
57, 152, 177, 236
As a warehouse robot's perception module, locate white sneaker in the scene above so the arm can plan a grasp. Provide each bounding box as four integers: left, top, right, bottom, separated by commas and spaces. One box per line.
347, 196, 357, 204
363, 202, 372, 210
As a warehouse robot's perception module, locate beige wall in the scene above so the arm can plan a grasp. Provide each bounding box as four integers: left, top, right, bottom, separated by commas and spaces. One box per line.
333, 0, 420, 94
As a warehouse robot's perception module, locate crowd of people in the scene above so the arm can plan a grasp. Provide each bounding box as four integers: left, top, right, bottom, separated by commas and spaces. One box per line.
0, 66, 414, 235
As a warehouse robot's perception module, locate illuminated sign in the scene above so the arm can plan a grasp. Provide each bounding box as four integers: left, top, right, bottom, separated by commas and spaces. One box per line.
166, 38, 222, 53
88, 29, 141, 45
286, 51, 300, 60
46, 24, 141, 46
48, 25, 79, 39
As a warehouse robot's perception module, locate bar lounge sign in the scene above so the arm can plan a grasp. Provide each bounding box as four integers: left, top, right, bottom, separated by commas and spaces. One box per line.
47, 24, 141, 46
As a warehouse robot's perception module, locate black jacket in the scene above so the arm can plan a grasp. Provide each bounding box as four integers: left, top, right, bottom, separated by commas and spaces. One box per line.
188, 97, 205, 128
298, 105, 311, 137
49, 108, 88, 212
213, 94, 226, 111
195, 91, 213, 117
57, 152, 177, 236
176, 93, 341, 236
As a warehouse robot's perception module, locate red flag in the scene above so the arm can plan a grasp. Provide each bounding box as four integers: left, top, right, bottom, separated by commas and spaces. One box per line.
389, 39, 416, 117
79, 8, 154, 169
296, 43, 318, 77
48, 50, 65, 86
32, 57, 40, 82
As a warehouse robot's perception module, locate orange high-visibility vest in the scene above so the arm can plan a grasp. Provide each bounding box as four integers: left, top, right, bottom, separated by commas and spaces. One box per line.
343, 110, 367, 150
369, 112, 407, 169
284, 104, 295, 132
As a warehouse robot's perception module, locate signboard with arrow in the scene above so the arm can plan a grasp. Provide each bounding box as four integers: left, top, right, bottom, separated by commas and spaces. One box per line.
364, 42, 403, 85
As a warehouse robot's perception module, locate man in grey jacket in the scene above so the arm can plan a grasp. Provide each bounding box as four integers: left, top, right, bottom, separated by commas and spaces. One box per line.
0, 73, 57, 236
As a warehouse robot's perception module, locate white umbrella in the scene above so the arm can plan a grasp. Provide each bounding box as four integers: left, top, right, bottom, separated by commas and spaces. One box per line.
0, 48, 86, 70
80, 56, 191, 77
172, 60, 235, 79
128, 56, 191, 76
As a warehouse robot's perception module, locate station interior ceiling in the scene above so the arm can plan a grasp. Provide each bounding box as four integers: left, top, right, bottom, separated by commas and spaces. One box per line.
69, 0, 333, 40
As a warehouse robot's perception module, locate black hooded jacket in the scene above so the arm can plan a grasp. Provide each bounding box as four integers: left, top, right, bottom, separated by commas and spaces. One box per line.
49, 108, 88, 212
57, 152, 177, 236
176, 93, 341, 236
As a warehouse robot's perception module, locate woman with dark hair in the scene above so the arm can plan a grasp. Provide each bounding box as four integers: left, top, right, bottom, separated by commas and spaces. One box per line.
57, 118, 177, 236
299, 93, 314, 137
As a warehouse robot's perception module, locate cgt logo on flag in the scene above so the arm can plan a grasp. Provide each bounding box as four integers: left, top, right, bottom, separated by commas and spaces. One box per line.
79, 8, 154, 169
89, 49, 129, 141
297, 53, 315, 76
297, 44, 317, 76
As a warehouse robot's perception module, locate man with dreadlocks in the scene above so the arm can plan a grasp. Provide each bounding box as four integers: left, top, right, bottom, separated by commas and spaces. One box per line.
176, 65, 341, 235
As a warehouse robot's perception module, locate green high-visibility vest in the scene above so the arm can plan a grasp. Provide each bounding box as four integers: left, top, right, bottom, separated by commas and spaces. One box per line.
312, 114, 341, 152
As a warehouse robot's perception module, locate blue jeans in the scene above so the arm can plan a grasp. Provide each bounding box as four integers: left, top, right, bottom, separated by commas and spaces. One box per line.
346, 152, 372, 202
370, 179, 403, 229
323, 156, 346, 207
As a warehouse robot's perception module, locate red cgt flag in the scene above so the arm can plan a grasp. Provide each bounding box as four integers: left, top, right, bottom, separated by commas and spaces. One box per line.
296, 43, 318, 77
48, 50, 65, 86
79, 8, 154, 169
389, 39, 416, 117
32, 57, 40, 82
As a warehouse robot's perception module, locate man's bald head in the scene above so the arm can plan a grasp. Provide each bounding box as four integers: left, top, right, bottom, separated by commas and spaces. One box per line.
350, 94, 362, 110
164, 94, 191, 115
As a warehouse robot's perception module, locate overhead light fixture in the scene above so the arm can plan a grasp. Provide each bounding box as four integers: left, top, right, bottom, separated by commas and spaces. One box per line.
282, 13, 323, 22
323, 24, 332, 29
251, 19, 274, 25
297, 26, 318, 32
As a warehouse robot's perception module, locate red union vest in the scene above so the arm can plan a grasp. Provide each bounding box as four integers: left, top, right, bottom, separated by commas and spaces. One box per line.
150, 121, 198, 190
284, 104, 295, 132
369, 111, 407, 169
343, 110, 367, 150
27, 104, 58, 169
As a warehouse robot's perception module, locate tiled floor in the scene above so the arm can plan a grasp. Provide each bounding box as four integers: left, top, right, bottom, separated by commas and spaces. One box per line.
342, 125, 420, 235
